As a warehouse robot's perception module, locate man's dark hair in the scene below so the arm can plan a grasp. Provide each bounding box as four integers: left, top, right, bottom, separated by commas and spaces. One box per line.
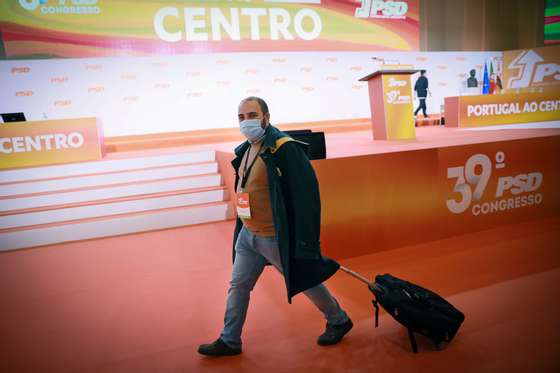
420, 69, 426, 75
241, 96, 269, 115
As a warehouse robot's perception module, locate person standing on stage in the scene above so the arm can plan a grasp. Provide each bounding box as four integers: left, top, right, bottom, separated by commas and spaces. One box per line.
414, 70, 430, 118
198, 97, 352, 357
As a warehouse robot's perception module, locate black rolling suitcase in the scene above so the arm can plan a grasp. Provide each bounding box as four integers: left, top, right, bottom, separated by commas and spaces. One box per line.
340, 267, 465, 353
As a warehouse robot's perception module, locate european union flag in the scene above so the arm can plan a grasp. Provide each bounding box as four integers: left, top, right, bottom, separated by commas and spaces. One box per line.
482, 62, 490, 94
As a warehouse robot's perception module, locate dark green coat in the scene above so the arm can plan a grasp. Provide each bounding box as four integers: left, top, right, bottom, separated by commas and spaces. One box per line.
231, 125, 339, 303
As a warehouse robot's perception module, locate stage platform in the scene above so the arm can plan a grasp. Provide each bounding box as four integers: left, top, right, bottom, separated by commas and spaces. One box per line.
1, 122, 559, 253
101, 120, 560, 160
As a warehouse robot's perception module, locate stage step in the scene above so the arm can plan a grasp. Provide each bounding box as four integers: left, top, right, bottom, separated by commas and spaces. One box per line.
0, 174, 223, 213
0, 201, 231, 251
0, 161, 218, 197
0, 150, 216, 184
0, 186, 227, 230
0, 149, 235, 251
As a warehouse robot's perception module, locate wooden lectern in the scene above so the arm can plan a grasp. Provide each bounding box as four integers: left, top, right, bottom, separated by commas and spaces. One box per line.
359, 66, 418, 140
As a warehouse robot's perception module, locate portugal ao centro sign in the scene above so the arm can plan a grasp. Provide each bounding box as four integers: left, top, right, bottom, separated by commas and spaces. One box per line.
0, 118, 104, 170
460, 91, 560, 127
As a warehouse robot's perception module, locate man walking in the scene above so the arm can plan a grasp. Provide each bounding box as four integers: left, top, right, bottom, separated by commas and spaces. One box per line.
198, 97, 352, 357
414, 69, 430, 118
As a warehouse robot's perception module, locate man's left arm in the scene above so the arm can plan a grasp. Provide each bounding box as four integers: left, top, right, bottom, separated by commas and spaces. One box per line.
275, 141, 322, 260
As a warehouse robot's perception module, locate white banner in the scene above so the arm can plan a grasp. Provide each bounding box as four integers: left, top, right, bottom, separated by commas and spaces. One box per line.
0, 51, 501, 137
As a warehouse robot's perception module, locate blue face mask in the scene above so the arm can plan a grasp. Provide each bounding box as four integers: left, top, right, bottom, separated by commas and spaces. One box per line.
240, 118, 266, 143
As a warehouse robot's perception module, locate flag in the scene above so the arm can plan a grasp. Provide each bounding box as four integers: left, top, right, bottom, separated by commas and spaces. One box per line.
489, 60, 496, 94
496, 75, 503, 90
482, 61, 490, 94
489, 78, 496, 94
492, 59, 503, 91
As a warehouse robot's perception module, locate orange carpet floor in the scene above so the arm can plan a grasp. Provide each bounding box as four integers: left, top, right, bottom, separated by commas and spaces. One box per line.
1, 217, 559, 373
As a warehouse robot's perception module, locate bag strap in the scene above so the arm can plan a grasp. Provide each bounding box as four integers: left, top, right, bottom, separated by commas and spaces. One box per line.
372, 298, 379, 328
408, 328, 419, 354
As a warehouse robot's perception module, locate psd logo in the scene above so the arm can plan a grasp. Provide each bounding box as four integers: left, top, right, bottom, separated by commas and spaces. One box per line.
355, 0, 409, 19
85, 64, 103, 71
123, 96, 140, 103
15, 90, 34, 97
88, 86, 104, 93
388, 77, 406, 87
11, 67, 31, 74
54, 99, 72, 107
51, 76, 69, 84
386, 89, 410, 104
446, 152, 543, 216
507, 50, 560, 89
385, 76, 410, 104
154, 82, 171, 89
120, 73, 137, 80
12, 67, 31, 74
19, 0, 100, 14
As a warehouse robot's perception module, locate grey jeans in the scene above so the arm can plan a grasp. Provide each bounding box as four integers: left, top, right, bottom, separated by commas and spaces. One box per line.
220, 226, 349, 348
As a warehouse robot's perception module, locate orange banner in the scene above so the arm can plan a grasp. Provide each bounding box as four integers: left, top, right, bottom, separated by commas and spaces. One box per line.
382, 73, 415, 139
0, 118, 104, 169
0, 0, 419, 58
314, 135, 560, 260
457, 91, 560, 127
437, 136, 560, 237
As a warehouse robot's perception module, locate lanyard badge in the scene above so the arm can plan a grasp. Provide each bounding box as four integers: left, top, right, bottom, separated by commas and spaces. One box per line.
236, 192, 251, 219
235, 143, 264, 220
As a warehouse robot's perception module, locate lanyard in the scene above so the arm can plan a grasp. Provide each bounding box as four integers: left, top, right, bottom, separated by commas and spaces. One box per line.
240, 142, 264, 190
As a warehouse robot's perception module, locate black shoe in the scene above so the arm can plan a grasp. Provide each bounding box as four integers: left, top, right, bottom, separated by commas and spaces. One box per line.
317, 318, 353, 346
198, 338, 241, 356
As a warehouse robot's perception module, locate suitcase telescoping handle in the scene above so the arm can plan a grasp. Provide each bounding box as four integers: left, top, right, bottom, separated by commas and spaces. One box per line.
339, 266, 386, 295
339, 266, 383, 328
339, 266, 374, 286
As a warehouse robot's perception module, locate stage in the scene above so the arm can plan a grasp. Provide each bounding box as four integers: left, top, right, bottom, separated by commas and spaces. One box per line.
1, 122, 560, 253
1, 122, 560, 373
101, 119, 560, 159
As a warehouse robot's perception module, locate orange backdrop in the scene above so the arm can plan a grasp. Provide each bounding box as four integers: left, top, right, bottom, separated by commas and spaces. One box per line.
315, 135, 560, 260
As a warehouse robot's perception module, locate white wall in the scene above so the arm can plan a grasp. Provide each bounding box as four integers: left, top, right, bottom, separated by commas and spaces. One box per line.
0, 51, 500, 136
